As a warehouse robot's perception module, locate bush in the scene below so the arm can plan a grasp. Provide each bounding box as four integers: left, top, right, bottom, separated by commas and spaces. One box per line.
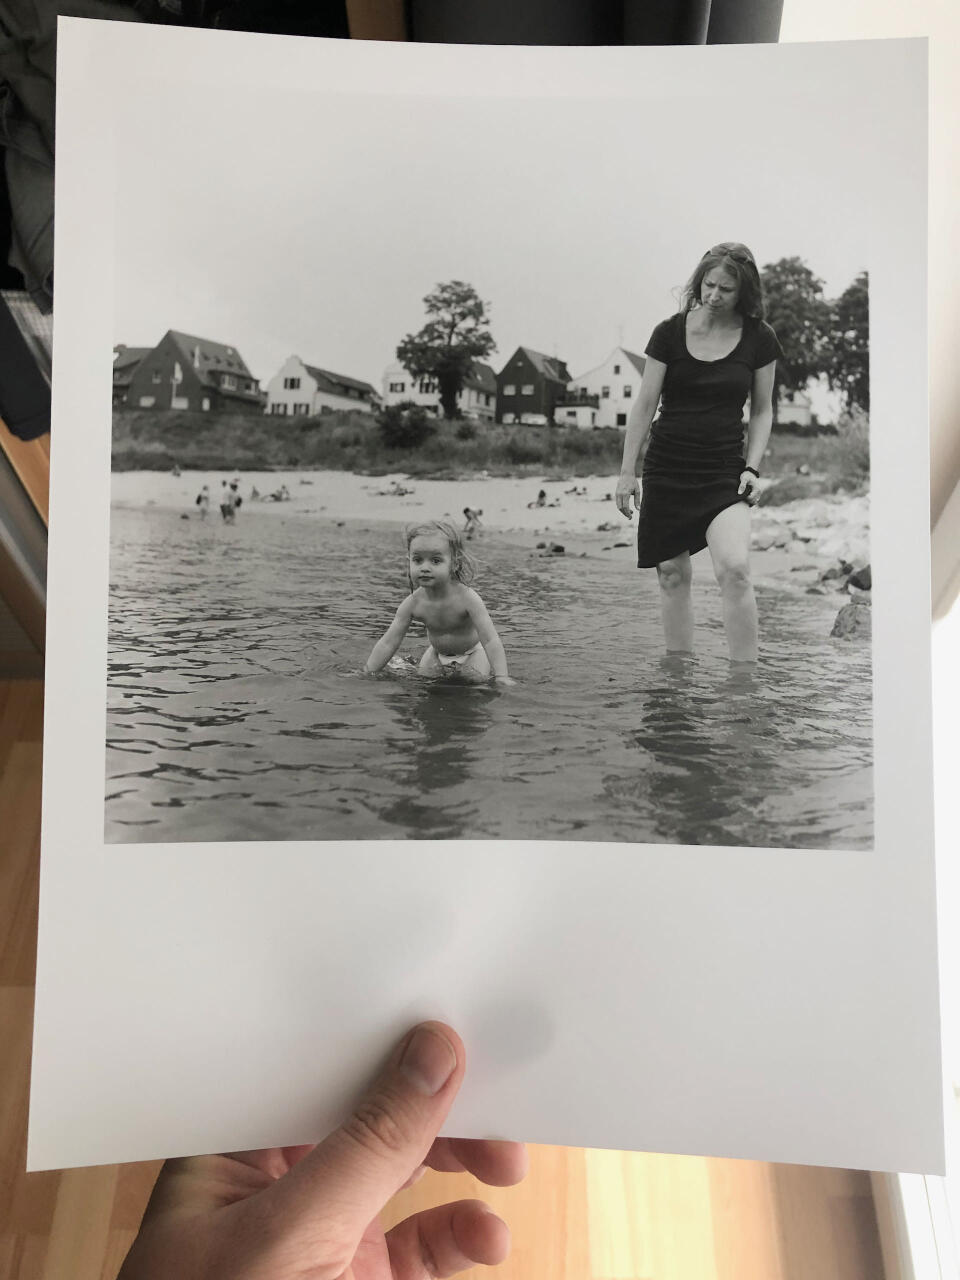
455, 421, 477, 441
377, 401, 437, 450
835, 405, 870, 477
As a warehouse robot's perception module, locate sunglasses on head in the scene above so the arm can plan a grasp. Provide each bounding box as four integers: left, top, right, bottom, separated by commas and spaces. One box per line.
706, 243, 754, 267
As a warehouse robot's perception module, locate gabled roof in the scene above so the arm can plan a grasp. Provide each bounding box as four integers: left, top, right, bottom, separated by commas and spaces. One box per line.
621, 348, 647, 375
463, 361, 496, 394
516, 346, 569, 384
166, 331, 255, 383
113, 346, 151, 374
303, 362, 376, 399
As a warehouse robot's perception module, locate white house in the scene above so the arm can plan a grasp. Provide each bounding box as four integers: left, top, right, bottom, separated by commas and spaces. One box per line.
381, 360, 497, 422
565, 347, 647, 429
265, 356, 376, 417
777, 388, 814, 427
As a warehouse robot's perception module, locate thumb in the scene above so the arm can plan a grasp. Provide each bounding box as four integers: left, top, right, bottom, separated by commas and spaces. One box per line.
264, 1022, 464, 1256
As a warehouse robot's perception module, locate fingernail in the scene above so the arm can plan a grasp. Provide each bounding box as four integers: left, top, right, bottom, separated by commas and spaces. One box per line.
399, 1025, 457, 1096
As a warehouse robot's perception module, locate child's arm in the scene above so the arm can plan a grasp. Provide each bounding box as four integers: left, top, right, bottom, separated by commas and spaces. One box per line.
465, 591, 514, 684
364, 596, 416, 673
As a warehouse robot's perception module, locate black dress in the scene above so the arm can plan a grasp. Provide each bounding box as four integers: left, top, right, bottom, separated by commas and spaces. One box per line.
636, 312, 782, 568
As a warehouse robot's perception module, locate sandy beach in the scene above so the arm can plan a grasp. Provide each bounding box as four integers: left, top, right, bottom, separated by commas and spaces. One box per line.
112, 468, 871, 624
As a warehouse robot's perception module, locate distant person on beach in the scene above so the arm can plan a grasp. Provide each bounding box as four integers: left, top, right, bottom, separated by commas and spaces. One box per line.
616, 241, 782, 663
462, 506, 482, 538
195, 485, 210, 519
365, 521, 514, 684
220, 480, 242, 524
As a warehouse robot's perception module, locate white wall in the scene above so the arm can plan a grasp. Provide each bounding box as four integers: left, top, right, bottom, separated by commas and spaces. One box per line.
265, 356, 316, 416
568, 347, 642, 428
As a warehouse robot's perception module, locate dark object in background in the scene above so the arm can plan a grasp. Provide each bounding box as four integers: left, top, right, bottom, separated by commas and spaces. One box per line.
408, 0, 783, 45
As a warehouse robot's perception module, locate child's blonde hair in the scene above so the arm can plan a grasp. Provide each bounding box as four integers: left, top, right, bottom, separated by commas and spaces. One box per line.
404, 520, 478, 586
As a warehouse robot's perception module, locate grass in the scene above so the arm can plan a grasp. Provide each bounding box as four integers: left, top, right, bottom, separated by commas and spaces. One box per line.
112, 406, 871, 498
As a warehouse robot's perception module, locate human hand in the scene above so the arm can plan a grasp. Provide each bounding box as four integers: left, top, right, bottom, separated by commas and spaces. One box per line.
118, 1022, 526, 1280
737, 471, 760, 506
615, 472, 640, 518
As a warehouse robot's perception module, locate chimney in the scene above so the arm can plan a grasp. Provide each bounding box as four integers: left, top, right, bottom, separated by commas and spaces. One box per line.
193, 345, 200, 368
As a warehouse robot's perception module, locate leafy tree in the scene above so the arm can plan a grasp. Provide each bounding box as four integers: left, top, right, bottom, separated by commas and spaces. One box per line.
397, 281, 496, 420
377, 401, 437, 450
760, 257, 832, 423
826, 272, 869, 412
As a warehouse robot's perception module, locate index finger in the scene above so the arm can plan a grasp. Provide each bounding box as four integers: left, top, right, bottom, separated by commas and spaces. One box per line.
425, 1137, 529, 1187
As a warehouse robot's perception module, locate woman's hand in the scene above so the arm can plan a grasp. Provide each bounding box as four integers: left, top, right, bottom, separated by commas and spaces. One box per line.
118, 1022, 527, 1280
737, 471, 761, 506
615, 472, 641, 518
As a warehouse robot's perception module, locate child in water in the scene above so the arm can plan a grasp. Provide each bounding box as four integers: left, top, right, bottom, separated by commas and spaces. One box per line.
365, 521, 514, 684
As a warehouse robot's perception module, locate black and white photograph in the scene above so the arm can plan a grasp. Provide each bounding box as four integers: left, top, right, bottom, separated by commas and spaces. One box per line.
103, 45, 877, 850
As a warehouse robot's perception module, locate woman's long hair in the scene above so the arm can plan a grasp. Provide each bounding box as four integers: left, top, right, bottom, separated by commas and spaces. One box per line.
680, 241, 765, 319
404, 520, 478, 587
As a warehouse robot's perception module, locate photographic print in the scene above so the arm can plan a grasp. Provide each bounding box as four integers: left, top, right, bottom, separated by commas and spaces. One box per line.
31, 27, 941, 1175
106, 46, 874, 849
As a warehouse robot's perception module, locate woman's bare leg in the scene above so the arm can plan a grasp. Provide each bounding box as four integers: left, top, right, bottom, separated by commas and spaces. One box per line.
656, 553, 694, 652
706, 503, 757, 661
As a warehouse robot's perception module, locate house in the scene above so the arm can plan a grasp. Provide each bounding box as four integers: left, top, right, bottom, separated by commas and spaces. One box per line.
777, 388, 814, 427
496, 347, 570, 425
123, 331, 265, 412
266, 356, 377, 416
564, 347, 646, 429
380, 360, 497, 421
112, 345, 151, 407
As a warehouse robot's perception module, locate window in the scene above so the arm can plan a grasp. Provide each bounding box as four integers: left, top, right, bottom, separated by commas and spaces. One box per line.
201, 398, 210, 411
389, 381, 405, 393
171, 396, 189, 411
566, 410, 576, 420
138, 396, 155, 407
270, 402, 288, 415
503, 384, 516, 396
151, 371, 161, 383
613, 364, 620, 375
418, 378, 436, 394
616, 413, 627, 427
283, 376, 301, 390
222, 374, 236, 390
521, 384, 534, 396
623, 384, 632, 398
294, 403, 310, 415
601, 386, 610, 399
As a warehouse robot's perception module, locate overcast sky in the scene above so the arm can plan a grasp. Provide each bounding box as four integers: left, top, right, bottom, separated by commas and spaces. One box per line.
113, 46, 889, 390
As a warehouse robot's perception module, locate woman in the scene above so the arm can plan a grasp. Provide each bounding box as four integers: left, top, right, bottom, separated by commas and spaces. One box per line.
616, 241, 782, 662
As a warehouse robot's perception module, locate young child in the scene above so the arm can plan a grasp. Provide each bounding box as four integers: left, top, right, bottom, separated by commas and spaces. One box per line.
365, 521, 514, 684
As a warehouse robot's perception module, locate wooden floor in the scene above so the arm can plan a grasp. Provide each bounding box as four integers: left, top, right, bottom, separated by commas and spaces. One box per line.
0, 678, 887, 1280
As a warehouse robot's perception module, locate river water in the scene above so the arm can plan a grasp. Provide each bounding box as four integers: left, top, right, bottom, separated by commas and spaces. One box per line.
106, 503, 873, 848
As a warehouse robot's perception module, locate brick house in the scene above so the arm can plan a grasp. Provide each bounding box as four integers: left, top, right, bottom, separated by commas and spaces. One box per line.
124, 330, 265, 412
265, 356, 377, 416
495, 347, 570, 425
112, 345, 151, 407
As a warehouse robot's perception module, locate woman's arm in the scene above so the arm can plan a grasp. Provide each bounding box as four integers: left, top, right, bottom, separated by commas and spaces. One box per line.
616, 357, 666, 517
740, 361, 776, 501
364, 597, 415, 672
466, 592, 512, 682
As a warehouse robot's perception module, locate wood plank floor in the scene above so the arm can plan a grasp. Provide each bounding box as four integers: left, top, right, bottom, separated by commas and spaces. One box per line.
0, 678, 887, 1279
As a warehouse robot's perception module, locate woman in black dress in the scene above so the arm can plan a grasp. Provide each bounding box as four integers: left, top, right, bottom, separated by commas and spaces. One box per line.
616, 242, 782, 662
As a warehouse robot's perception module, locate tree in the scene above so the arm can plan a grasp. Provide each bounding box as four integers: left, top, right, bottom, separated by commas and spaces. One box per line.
377, 401, 437, 450
397, 281, 496, 420
826, 272, 869, 412
760, 258, 832, 423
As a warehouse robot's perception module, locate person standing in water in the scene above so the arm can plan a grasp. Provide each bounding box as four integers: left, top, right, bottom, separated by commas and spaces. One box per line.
616, 242, 782, 663
195, 484, 210, 519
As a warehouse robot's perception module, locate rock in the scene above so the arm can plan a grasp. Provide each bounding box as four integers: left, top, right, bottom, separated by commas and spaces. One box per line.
822, 561, 854, 582
806, 585, 828, 595
796, 463, 811, 475
848, 564, 872, 591
831, 601, 872, 639
613, 540, 630, 548
536, 541, 546, 549
549, 543, 565, 554
596, 521, 616, 531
